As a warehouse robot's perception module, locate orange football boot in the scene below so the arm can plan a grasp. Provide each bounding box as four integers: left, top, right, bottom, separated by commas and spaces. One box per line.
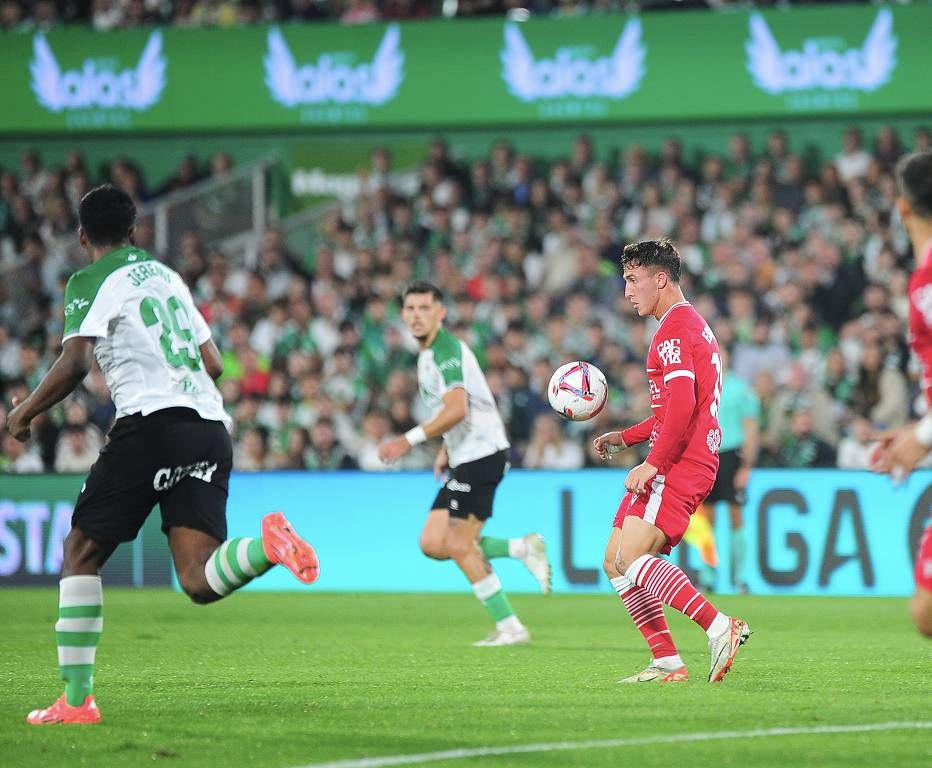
261, 511, 320, 584
27, 694, 101, 725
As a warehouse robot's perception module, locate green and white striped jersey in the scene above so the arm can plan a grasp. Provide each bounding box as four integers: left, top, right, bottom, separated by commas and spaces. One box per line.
62, 245, 231, 427
417, 327, 509, 467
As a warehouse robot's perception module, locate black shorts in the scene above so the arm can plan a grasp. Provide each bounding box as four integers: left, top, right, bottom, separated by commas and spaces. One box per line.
430, 449, 508, 521
73, 407, 233, 544
707, 448, 745, 505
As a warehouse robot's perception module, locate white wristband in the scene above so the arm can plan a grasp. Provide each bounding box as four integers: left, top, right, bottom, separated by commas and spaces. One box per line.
916, 415, 932, 448
404, 426, 427, 446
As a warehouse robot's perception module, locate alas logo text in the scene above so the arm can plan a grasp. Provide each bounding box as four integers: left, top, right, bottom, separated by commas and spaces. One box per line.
31, 31, 166, 112
501, 19, 645, 102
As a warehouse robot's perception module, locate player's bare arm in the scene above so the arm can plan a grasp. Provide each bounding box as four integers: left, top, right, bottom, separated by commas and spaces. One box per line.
378, 387, 467, 464
6, 336, 95, 442
871, 421, 929, 477
433, 444, 449, 480
199, 338, 224, 380
624, 461, 659, 495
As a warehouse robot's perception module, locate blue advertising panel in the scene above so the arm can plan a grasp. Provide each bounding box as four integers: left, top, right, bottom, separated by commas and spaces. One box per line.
2, 469, 925, 594
743, 469, 928, 596
225, 469, 930, 596
0, 474, 172, 586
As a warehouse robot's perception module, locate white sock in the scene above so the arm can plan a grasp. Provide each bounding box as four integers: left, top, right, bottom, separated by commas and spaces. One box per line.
472, 573, 502, 602
654, 654, 684, 671
508, 538, 527, 559
497, 615, 524, 633
706, 612, 730, 639
609, 574, 634, 596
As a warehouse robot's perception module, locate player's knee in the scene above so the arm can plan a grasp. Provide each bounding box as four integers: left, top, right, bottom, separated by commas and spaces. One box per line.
419, 533, 447, 560
909, 595, 932, 637
444, 533, 474, 562
177, 569, 221, 605
603, 557, 622, 579
61, 528, 107, 576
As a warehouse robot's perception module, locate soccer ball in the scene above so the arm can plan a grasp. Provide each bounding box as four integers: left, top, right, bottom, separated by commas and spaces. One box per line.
548, 361, 608, 421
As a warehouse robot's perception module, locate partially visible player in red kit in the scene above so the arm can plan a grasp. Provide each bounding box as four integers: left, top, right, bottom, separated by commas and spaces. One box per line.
594, 239, 750, 683
871, 150, 932, 638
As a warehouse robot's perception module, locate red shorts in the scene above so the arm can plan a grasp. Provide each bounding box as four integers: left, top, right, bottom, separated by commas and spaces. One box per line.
613, 464, 715, 555
916, 526, 932, 593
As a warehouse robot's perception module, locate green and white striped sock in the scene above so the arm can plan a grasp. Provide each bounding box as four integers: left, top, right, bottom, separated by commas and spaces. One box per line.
479, 537, 527, 560
56, 575, 103, 706
472, 572, 522, 632
204, 538, 272, 598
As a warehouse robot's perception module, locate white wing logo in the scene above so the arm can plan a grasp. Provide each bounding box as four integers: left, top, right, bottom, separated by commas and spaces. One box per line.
30, 30, 166, 112
365, 24, 404, 104
30, 33, 64, 112
602, 18, 646, 99
126, 31, 167, 109
264, 25, 404, 107
264, 27, 299, 107
746, 9, 897, 94
501, 24, 537, 102
746, 13, 784, 94
851, 8, 897, 91
501, 20, 645, 102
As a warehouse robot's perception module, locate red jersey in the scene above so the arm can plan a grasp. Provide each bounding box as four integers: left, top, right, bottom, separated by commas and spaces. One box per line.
908, 241, 932, 407
623, 302, 723, 480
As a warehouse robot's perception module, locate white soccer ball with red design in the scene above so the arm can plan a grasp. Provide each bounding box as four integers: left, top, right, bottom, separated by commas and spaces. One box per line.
547, 361, 608, 422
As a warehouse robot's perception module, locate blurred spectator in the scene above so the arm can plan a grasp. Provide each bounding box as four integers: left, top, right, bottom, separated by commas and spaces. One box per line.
850, 344, 909, 428
304, 418, 357, 469
765, 363, 838, 450
341, 0, 378, 23
2, 123, 930, 473
356, 410, 395, 470
1, 432, 44, 473
775, 409, 837, 469
234, 426, 269, 470
835, 127, 872, 183
54, 423, 101, 473
837, 416, 878, 470
522, 414, 584, 469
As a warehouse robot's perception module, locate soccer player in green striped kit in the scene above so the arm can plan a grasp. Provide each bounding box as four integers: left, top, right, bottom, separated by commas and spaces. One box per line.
6, 185, 320, 724
378, 281, 551, 646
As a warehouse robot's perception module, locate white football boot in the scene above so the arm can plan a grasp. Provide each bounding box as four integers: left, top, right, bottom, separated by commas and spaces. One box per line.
618, 664, 689, 684
473, 625, 531, 647
708, 616, 751, 682
520, 533, 552, 594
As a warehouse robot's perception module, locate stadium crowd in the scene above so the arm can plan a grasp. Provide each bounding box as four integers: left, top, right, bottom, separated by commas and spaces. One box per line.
0, 0, 886, 32
1, 123, 930, 474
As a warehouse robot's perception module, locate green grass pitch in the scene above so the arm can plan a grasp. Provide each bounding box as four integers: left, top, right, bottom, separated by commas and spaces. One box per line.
1, 589, 929, 767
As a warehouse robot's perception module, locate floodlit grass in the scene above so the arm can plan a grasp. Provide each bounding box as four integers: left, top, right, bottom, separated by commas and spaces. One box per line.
1, 589, 929, 767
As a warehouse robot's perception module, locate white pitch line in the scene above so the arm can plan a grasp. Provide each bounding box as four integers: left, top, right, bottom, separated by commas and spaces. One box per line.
293, 721, 932, 768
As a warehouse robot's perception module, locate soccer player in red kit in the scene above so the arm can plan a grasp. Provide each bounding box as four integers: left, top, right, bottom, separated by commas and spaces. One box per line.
871, 150, 932, 638
594, 240, 750, 683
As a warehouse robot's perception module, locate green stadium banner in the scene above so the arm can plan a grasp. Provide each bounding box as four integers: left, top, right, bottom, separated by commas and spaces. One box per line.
0, 4, 930, 134
0, 475, 173, 586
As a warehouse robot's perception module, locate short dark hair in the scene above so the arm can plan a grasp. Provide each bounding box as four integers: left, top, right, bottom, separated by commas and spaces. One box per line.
402, 281, 444, 303
620, 239, 682, 283
78, 184, 136, 247
896, 151, 932, 218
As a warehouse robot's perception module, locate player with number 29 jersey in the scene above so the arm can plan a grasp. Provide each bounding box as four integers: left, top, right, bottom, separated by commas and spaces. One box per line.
62, 245, 230, 427
8, 185, 319, 726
